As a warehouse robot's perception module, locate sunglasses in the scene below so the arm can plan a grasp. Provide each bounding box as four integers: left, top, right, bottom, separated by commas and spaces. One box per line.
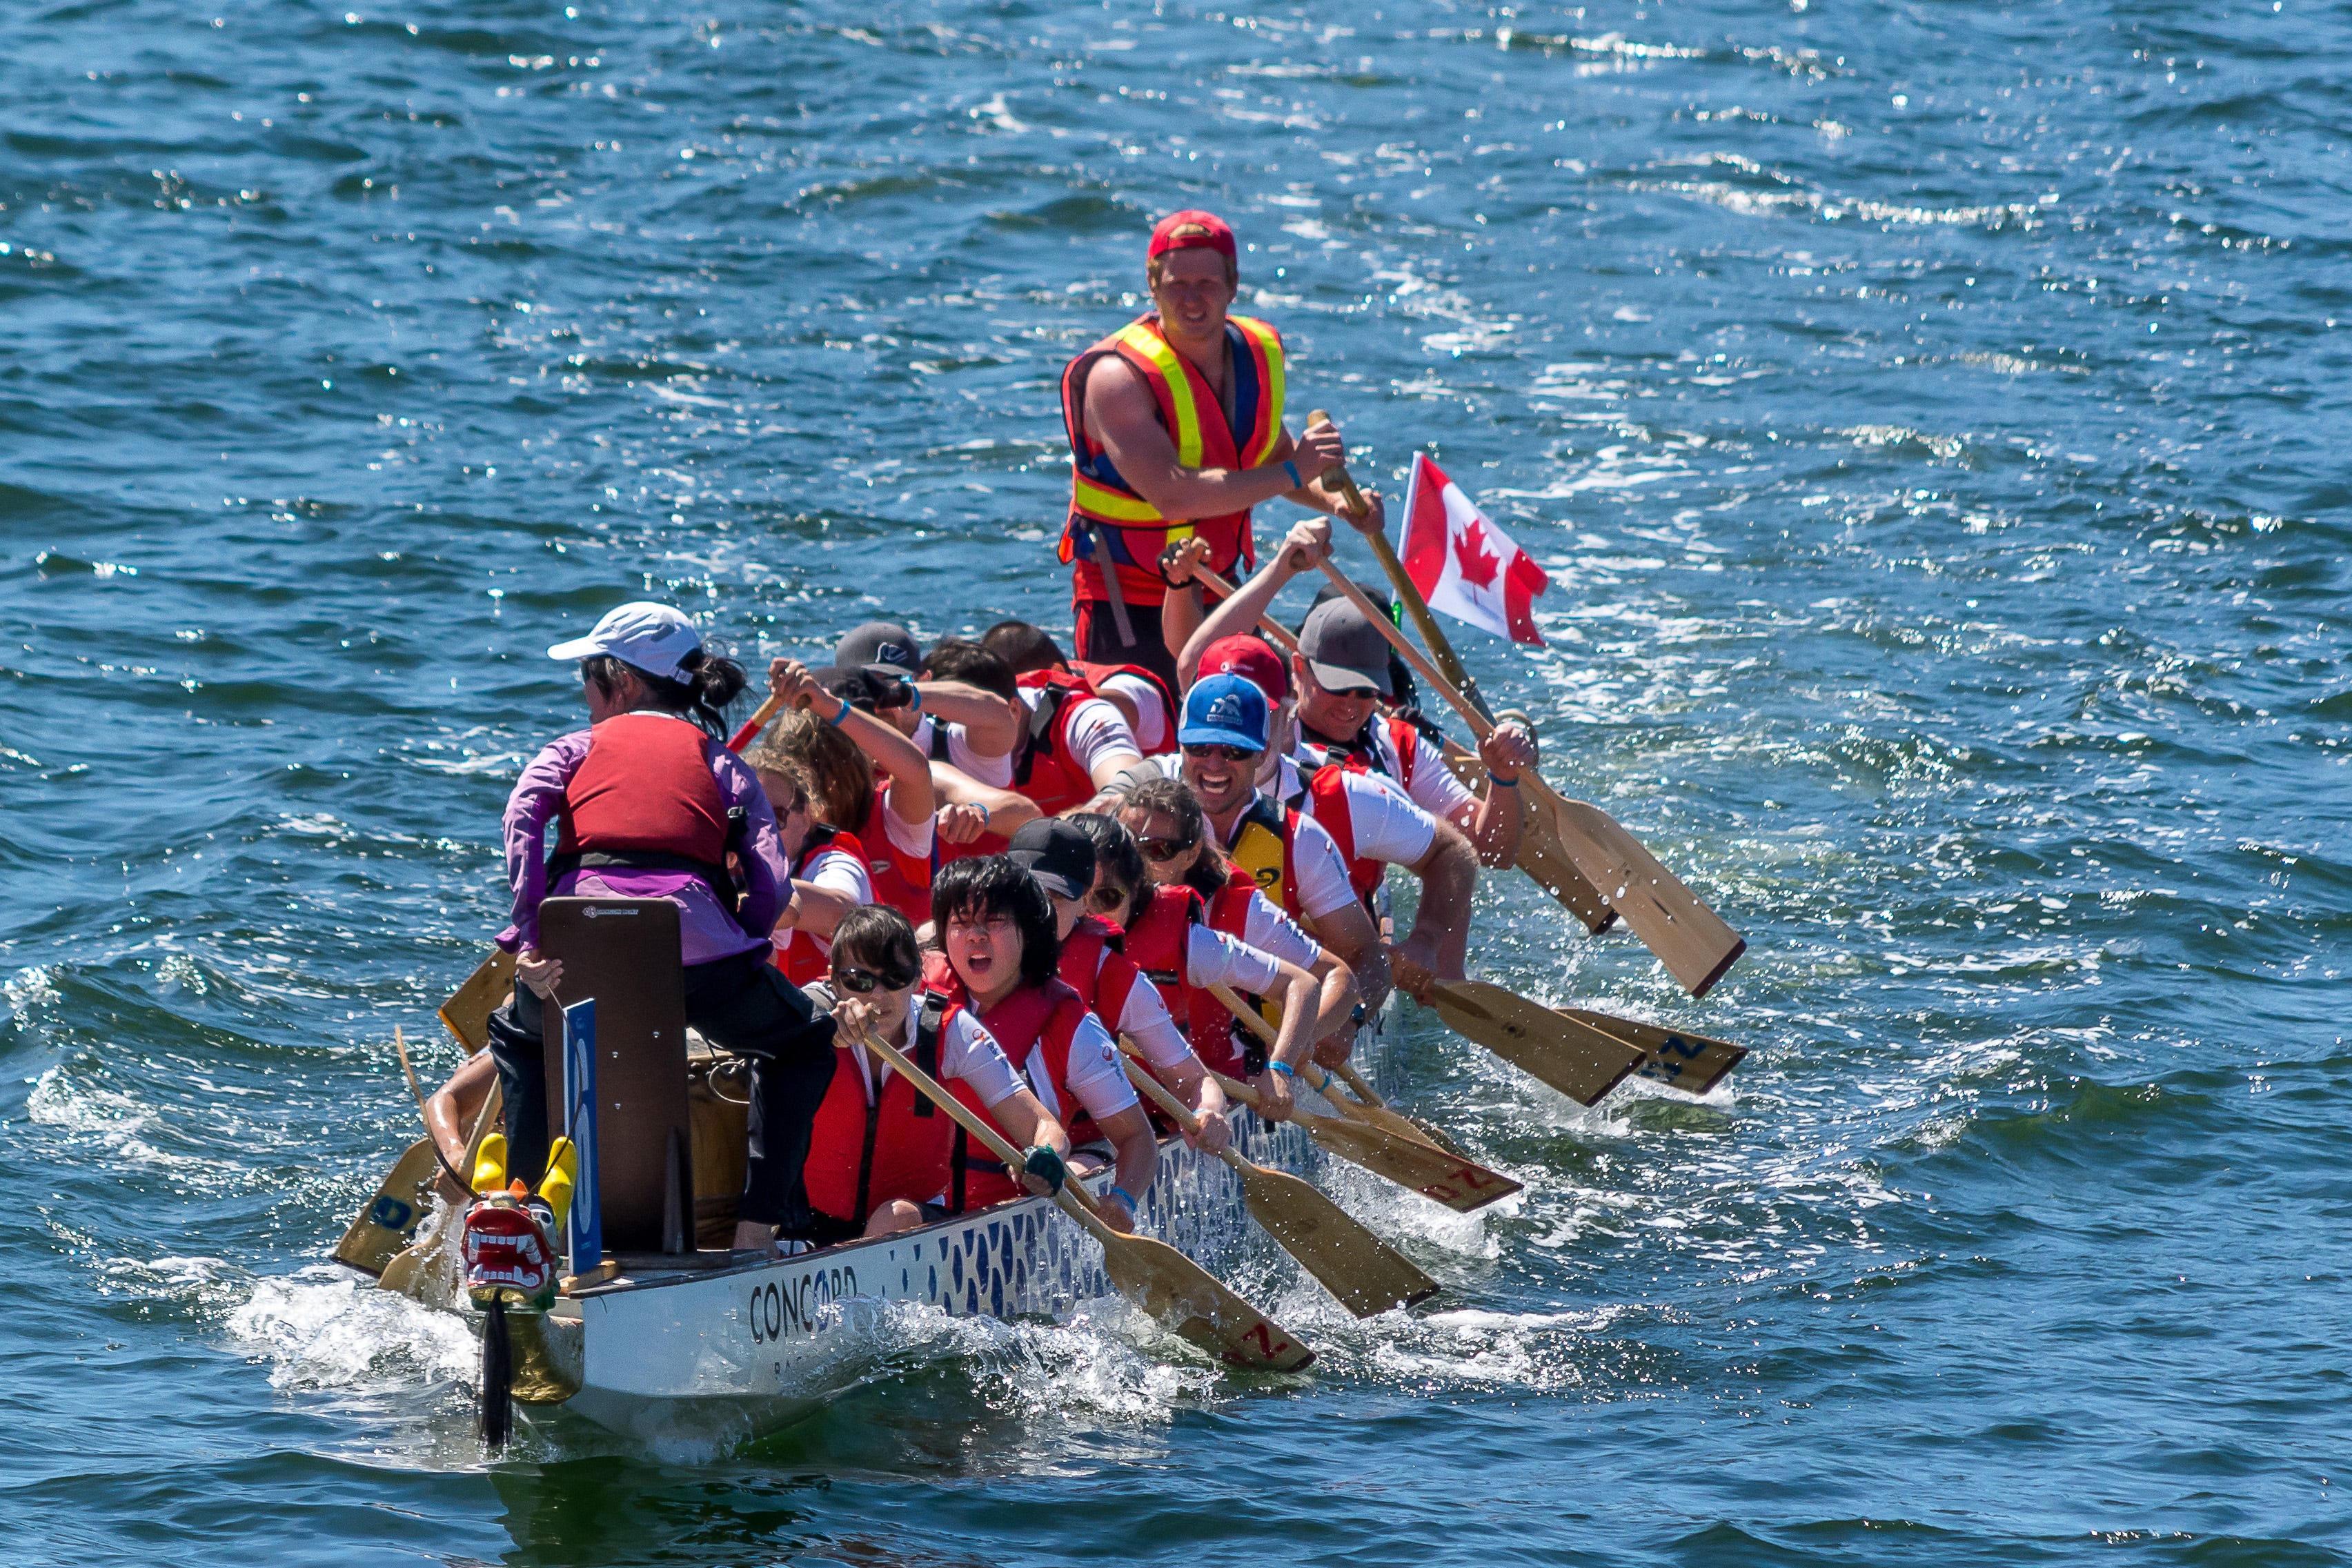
834, 964, 918, 995
1137, 835, 1196, 862
1183, 743, 1258, 763
1085, 883, 1131, 915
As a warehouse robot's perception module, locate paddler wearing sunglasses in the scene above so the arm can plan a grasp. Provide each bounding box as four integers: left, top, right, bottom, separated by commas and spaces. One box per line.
928, 854, 1159, 1232
796, 904, 1069, 1246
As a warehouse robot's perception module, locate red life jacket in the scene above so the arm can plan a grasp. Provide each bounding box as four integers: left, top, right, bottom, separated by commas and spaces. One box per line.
771, 825, 871, 987
1009, 669, 1107, 816
1125, 883, 1246, 1079
551, 713, 734, 892
1057, 313, 1284, 607
923, 953, 1095, 1211
1055, 916, 1145, 1042
1298, 711, 1422, 798
1071, 659, 1179, 757
852, 787, 933, 928
1301, 763, 1384, 900
801, 990, 954, 1224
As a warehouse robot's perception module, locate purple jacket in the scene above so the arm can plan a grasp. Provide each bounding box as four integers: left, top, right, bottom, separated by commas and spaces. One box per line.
496, 715, 786, 967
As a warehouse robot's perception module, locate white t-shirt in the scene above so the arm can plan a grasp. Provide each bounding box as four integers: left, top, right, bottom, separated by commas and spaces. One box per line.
1298, 722, 1475, 820
875, 777, 934, 860
1296, 767, 1440, 870
1022, 688, 1142, 780
772, 844, 872, 968
803, 984, 1025, 1109
1237, 890, 1323, 969
1014, 1012, 1138, 1132
911, 713, 1015, 788
1117, 924, 1289, 1064
1096, 671, 1169, 753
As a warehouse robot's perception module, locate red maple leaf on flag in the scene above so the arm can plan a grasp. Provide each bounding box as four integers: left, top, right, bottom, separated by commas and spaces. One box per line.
1453, 517, 1501, 590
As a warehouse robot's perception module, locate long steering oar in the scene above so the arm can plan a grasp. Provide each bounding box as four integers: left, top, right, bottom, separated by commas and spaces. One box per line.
1115, 1046, 1439, 1318
1315, 561, 1748, 998
1191, 559, 1614, 937
851, 1024, 1314, 1372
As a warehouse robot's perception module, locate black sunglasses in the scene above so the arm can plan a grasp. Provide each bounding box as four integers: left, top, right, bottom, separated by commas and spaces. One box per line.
1137, 835, 1196, 862
1086, 883, 1131, 915
834, 964, 918, 994
1183, 743, 1258, 762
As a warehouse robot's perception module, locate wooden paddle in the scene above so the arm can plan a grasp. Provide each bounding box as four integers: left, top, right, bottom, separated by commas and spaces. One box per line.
1423, 979, 1646, 1108
439, 949, 517, 1054
1559, 1006, 1747, 1096
850, 1024, 1314, 1372
1314, 562, 1747, 998
1115, 1049, 1438, 1318
1327, 1057, 1472, 1159
1209, 1066, 1520, 1213
376, 1079, 502, 1301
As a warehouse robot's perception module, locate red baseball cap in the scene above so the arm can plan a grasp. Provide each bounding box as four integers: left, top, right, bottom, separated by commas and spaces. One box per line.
1197, 634, 1288, 701
1148, 209, 1237, 262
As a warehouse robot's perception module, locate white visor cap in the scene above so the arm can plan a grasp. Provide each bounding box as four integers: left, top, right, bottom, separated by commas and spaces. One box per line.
546, 602, 702, 683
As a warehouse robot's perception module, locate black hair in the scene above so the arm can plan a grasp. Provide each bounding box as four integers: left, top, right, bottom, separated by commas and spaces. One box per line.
1120, 775, 1227, 902
1065, 813, 1146, 919
829, 904, 922, 986
581, 648, 747, 738
930, 853, 1060, 991
980, 620, 1068, 677
922, 638, 1020, 704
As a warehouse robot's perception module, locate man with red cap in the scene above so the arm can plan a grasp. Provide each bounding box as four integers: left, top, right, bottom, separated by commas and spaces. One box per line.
1057, 210, 1378, 692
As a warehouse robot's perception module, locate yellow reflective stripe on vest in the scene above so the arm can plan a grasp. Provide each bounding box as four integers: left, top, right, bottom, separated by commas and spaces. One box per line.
1230, 315, 1287, 469
1071, 475, 1166, 524
1116, 322, 1204, 468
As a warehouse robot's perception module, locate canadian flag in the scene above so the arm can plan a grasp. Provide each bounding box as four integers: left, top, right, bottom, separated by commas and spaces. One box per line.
1399, 453, 1550, 646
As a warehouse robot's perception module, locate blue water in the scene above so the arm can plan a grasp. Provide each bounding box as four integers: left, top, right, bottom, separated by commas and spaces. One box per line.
4, 0, 2348, 1562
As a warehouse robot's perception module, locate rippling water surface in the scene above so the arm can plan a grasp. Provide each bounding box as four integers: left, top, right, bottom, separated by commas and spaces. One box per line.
4, 1, 2349, 1563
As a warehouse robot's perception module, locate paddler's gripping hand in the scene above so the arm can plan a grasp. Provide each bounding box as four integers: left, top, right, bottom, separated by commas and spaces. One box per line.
767, 657, 827, 713
515, 948, 563, 1001
1477, 721, 1536, 785
1272, 517, 1332, 579
1019, 1143, 1069, 1196
937, 802, 991, 845
1158, 535, 1212, 588
1289, 418, 1345, 483
1253, 1064, 1296, 1123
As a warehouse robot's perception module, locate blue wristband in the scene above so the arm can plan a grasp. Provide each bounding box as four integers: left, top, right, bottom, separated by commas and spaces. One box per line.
1108, 1184, 1140, 1211
1282, 459, 1302, 489
1488, 773, 1519, 788
823, 701, 848, 728
1269, 1060, 1296, 1078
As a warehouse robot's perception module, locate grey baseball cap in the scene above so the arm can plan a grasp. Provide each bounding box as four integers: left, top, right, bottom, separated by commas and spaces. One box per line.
1297, 599, 1395, 697
833, 621, 920, 677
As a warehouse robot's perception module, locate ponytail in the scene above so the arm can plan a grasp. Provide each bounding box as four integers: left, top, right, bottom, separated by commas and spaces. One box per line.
579, 648, 747, 738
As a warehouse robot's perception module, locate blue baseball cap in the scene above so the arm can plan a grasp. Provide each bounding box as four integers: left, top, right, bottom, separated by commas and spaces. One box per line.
1178, 673, 1270, 752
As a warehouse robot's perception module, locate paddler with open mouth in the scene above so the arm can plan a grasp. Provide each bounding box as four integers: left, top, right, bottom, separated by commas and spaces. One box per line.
1057, 208, 1384, 692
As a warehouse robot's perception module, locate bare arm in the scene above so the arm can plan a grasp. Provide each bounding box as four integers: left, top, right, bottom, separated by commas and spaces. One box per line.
982, 1086, 1069, 1164
1086, 358, 1348, 520
916, 682, 1020, 760
775, 658, 938, 825
424, 1049, 498, 1175
1397, 819, 1479, 984
1173, 517, 1332, 686
1095, 1104, 1160, 1235
1453, 722, 1534, 869
1306, 900, 1391, 1018
929, 764, 1042, 835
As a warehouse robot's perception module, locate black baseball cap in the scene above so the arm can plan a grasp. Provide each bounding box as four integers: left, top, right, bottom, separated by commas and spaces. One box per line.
835, 621, 920, 678
1006, 819, 1096, 902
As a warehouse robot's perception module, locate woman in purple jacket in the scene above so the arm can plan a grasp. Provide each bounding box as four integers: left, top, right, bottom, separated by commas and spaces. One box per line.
487, 602, 836, 1257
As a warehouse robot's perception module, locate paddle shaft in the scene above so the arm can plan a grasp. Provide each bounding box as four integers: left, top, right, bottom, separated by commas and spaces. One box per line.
1208, 984, 1390, 1116
850, 1024, 1119, 1237
1190, 564, 1303, 656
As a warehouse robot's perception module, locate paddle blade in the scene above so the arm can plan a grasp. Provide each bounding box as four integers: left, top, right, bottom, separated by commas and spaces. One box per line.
1096, 1229, 1315, 1372
1234, 1158, 1440, 1319
1561, 1007, 1748, 1097
440, 949, 518, 1055
1299, 1111, 1523, 1212
332, 1138, 442, 1277
1541, 792, 1746, 998
1431, 980, 1647, 1107
1444, 752, 1615, 933
1318, 1078, 1459, 1151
